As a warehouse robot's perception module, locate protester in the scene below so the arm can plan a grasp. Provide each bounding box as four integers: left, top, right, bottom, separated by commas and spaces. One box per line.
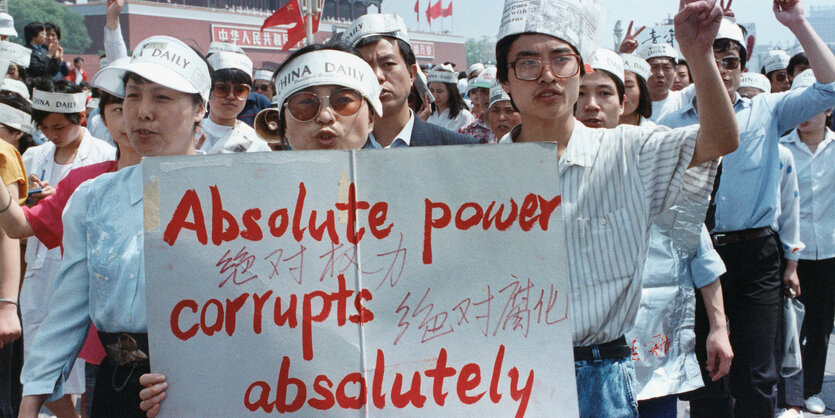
460, 67, 496, 143
496, 0, 736, 415
738, 72, 772, 99
252, 69, 276, 102
636, 43, 695, 122
761, 50, 791, 93
426, 64, 474, 131
787, 51, 810, 81
485, 79, 519, 142
43, 23, 70, 82
659, 2, 835, 415
66, 57, 87, 85
672, 59, 692, 91
23, 23, 61, 80
618, 53, 654, 126
0, 96, 35, 154
576, 48, 625, 129
205, 42, 271, 127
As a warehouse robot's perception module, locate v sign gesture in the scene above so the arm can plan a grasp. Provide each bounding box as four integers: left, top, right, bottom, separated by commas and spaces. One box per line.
675, 0, 724, 59
619, 21, 647, 54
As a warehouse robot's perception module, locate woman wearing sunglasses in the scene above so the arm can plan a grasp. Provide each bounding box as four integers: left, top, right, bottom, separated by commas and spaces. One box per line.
201, 52, 271, 154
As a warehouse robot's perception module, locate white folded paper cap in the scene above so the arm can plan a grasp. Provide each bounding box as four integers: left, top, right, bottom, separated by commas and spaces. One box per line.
588, 48, 624, 84
0, 103, 34, 134
32, 90, 88, 113
207, 51, 253, 78
1, 78, 30, 101
620, 53, 650, 82
740, 73, 770, 94
207, 41, 246, 56
0, 13, 16, 38
467, 63, 485, 77
343, 13, 411, 49
428, 64, 459, 84
488, 79, 511, 110
790, 44, 805, 58
497, 0, 606, 62
273, 49, 383, 117
791, 69, 816, 90
254, 69, 274, 82
87, 36, 212, 103
470, 66, 496, 90
761, 50, 790, 74
716, 18, 746, 59
0, 40, 31, 68
639, 43, 677, 61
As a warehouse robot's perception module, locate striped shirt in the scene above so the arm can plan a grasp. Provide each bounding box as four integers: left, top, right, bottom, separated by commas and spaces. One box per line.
501, 120, 716, 345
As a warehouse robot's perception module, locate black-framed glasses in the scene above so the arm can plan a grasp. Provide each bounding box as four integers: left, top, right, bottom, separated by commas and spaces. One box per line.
509, 54, 580, 81
284, 88, 364, 122
715, 56, 741, 70
254, 83, 272, 92
212, 82, 250, 100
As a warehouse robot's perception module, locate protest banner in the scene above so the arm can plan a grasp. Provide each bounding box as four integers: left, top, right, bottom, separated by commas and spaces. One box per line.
142, 144, 576, 416
635, 24, 678, 52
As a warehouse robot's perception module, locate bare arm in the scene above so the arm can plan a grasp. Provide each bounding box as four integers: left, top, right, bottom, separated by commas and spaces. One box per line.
775, 0, 835, 84
0, 182, 34, 239
699, 279, 733, 381
0, 183, 21, 349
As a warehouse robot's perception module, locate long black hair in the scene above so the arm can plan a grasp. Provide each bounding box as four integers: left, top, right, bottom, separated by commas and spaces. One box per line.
430, 81, 467, 119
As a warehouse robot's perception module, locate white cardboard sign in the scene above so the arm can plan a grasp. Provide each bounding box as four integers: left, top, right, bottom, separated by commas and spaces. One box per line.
142, 144, 576, 417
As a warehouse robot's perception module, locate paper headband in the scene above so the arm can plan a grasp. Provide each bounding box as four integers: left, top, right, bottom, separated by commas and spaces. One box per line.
31, 90, 88, 113
588, 48, 624, 84
739, 73, 771, 93
791, 69, 816, 91
208, 41, 246, 55
640, 43, 677, 61
762, 51, 790, 74
428, 70, 459, 84
620, 53, 650, 82
1, 78, 30, 101
488, 79, 511, 110
0, 40, 31, 68
467, 63, 485, 76
207, 51, 253, 78
0, 103, 34, 134
254, 69, 274, 82
343, 13, 411, 48
497, 0, 605, 62
469, 66, 496, 90
273, 49, 383, 117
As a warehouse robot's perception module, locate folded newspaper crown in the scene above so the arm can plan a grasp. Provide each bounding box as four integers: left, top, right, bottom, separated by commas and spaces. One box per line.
762, 50, 790, 74
791, 69, 816, 90
588, 48, 624, 84
467, 63, 485, 76
620, 53, 650, 82
470, 66, 496, 90
0, 102, 34, 134
273, 49, 383, 117
428, 64, 458, 84
32, 90, 88, 113
0, 40, 31, 68
0, 78, 30, 101
497, 0, 606, 62
716, 18, 746, 59
639, 43, 677, 61
488, 79, 511, 110
343, 13, 411, 48
740, 73, 770, 94
207, 51, 254, 78
254, 69, 274, 82
207, 41, 246, 56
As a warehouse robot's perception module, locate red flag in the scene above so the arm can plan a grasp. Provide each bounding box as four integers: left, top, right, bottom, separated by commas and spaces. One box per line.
261, 0, 303, 31
414, 0, 420, 22
440, 0, 452, 17
426, 0, 442, 24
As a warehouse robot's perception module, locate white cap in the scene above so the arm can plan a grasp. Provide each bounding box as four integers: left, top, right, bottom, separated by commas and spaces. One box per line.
791, 69, 816, 90
428, 64, 458, 84
0, 102, 34, 134
32, 90, 88, 113
762, 50, 790, 74
254, 69, 273, 82
273, 49, 383, 118
207, 51, 253, 78
716, 18, 746, 60
497, 0, 606, 62
488, 79, 511, 110
458, 78, 469, 97
470, 66, 496, 90
88, 36, 212, 103
0, 13, 16, 38
740, 73, 771, 94
343, 13, 411, 48
0, 40, 31, 68
790, 44, 805, 59
620, 53, 650, 82
207, 41, 245, 56
1, 78, 30, 101
588, 48, 624, 85
467, 63, 485, 77
639, 43, 677, 61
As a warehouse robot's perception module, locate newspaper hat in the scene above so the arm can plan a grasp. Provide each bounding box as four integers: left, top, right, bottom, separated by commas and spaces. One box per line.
488, 79, 511, 110
716, 18, 746, 59
620, 53, 650, 82
497, 0, 606, 62
32, 89, 88, 113
639, 43, 677, 61
0, 41, 31, 68
467, 63, 485, 77
588, 48, 624, 84
0, 13, 16, 38
428, 64, 458, 84
789, 44, 805, 59
273, 49, 382, 117
740, 73, 770, 93
207, 51, 253, 78
0, 102, 34, 134
470, 66, 496, 90
207, 41, 246, 56
1, 78, 31, 101
791, 69, 816, 91
762, 50, 789, 74
343, 13, 411, 49
254, 69, 273, 82
88, 36, 212, 103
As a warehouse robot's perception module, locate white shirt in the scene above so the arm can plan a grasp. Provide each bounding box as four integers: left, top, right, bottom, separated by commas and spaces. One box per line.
200, 118, 271, 154
389, 110, 415, 148
103, 25, 128, 62
780, 129, 835, 260
775, 144, 804, 259
650, 85, 695, 124
501, 120, 715, 345
427, 107, 475, 133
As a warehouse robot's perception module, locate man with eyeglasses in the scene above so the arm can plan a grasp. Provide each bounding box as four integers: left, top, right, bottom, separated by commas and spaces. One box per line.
253, 69, 277, 103
659, 2, 835, 416
761, 49, 791, 93
496, 0, 738, 415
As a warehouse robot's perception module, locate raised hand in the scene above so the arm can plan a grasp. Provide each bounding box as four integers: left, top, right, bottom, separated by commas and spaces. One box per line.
106, 0, 125, 30
773, 0, 805, 29
675, 0, 724, 59
619, 20, 647, 54
720, 0, 735, 18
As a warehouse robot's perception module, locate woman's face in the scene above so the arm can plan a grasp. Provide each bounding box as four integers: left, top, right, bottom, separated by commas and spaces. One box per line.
38, 113, 82, 148
123, 77, 204, 157
45, 29, 58, 46
487, 101, 520, 140
622, 71, 641, 118
101, 101, 132, 153
428, 82, 449, 108
209, 82, 250, 124
0, 124, 22, 147
283, 85, 373, 151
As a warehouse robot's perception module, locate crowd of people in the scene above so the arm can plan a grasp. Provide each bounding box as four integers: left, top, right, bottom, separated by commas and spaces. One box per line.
0, 0, 834, 416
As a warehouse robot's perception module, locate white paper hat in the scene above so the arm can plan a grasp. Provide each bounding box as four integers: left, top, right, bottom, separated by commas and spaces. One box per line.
343, 13, 411, 48
0, 13, 16, 38
470, 66, 496, 90
0, 40, 31, 68
761, 50, 790, 74
740, 73, 770, 93
254, 69, 273, 82
467, 63, 485, 77
207, 51, 253, 78
716, 18, 746, 59
497, 0, 606, 62
88, 36, 212, 103
428, 64, 458, 84
0, 102, 34, 134
588, 48, 624, 85
273, 49, 383, 117
1, 78, 30, 101
620, 53, 650, 82
639, 43, 677, 61
207, 41, 245, 56
790, 44, 805, 59
791, 69, 816, 90
32, 90, 88, 113
488, 79, 511, 110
